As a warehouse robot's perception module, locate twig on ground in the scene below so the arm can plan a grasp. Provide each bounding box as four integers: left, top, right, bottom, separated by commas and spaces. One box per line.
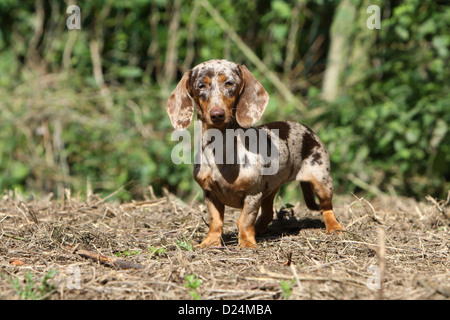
74, 248, 143, 270
377, 227, 386, 300
350, 194, 385, 225
93, 183, 131, 206
425, 192, 450, 219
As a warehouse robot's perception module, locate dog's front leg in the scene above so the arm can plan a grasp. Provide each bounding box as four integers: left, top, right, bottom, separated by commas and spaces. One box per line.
237, 195, 262, 249
199, 193, 225, 248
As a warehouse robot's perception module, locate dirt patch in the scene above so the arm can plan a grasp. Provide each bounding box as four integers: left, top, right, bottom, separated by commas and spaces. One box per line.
0, 190, 448, 300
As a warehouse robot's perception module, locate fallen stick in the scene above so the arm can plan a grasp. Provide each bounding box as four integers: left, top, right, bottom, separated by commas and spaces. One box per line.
426, 192, 450, 219
76, 249, 143, 270
377, 227, 386, 300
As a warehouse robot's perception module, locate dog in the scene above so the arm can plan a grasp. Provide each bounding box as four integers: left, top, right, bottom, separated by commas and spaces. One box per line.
166, 59, 343, 248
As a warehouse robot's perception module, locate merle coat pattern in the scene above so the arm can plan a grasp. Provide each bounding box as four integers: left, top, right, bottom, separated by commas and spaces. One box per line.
167, 59, 343, 248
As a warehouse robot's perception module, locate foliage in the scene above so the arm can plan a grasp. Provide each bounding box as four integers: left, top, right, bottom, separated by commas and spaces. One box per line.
115, 249, 141, 257
149, 246, 167, 258
7, 270, 57, 300
0, 0, 448, 200
280, 279, 295, 300
315, 0, 450, 197
176, 234, 194, 252
184, 274, 202, 300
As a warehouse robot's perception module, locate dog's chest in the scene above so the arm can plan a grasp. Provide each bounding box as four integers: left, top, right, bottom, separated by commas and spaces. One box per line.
193, 148, 262, 208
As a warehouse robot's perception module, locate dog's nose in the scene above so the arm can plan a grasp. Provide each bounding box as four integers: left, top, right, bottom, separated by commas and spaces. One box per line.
210, 107, 225, 123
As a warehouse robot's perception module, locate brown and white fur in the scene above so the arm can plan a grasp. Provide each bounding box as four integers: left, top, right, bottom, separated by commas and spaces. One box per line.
166, 59, 343, 248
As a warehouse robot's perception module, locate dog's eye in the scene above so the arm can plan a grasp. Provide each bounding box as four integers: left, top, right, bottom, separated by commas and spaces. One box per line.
198, 83, 206, 89
225, 81, 234, 87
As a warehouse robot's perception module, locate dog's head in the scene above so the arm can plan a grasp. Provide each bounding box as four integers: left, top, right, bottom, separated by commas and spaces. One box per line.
166, 59, 269, 130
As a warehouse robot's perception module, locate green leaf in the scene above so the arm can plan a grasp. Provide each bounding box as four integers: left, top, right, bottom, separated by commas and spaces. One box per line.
118, 66, 143, 79
176, 234, 194, 252
395, 25, 409, 40
432, 35, 449, 58
271, 1, 291, 19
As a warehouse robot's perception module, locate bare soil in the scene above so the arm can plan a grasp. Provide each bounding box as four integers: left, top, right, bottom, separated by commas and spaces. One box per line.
0, 190, 448, 300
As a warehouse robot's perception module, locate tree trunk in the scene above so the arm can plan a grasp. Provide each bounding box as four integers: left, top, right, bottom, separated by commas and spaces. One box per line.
322, 0, 380, 102
322, 0, 357, 101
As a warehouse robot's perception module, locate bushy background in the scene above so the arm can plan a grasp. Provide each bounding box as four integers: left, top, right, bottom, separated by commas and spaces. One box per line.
0, 0, 448, 201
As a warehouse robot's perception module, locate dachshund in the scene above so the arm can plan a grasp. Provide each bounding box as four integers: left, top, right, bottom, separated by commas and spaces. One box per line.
166, 59, 343, 248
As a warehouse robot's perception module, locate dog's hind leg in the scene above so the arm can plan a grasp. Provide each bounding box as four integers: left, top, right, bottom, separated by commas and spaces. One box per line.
255, 189, 278, 236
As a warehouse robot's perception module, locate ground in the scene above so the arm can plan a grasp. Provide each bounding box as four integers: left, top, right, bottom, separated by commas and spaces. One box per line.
0, 190, 448, 300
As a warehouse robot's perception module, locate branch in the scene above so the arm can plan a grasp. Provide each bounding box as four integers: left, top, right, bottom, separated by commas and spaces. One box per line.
76, 249, 143, 270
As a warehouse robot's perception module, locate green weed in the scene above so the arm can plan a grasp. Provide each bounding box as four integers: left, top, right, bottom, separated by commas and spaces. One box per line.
149, 246, 167, 258
280, 279, 295, 300
8, 270, 57, 300
184, 274, 202, 300
176, 234, 194, 252
115, 249, 141, 257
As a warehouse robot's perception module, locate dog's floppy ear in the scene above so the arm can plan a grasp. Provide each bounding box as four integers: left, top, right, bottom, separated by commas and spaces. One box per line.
166, 71, 194, 130
235, 65, 269, 128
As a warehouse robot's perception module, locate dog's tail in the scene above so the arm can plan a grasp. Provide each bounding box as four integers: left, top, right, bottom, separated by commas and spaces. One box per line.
300, 182, 321, 211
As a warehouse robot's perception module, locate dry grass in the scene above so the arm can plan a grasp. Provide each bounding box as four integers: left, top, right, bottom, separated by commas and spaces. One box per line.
0, 190, 448, 300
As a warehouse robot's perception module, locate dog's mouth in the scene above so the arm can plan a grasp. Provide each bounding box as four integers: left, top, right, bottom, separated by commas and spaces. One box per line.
207, 118, 227, 130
